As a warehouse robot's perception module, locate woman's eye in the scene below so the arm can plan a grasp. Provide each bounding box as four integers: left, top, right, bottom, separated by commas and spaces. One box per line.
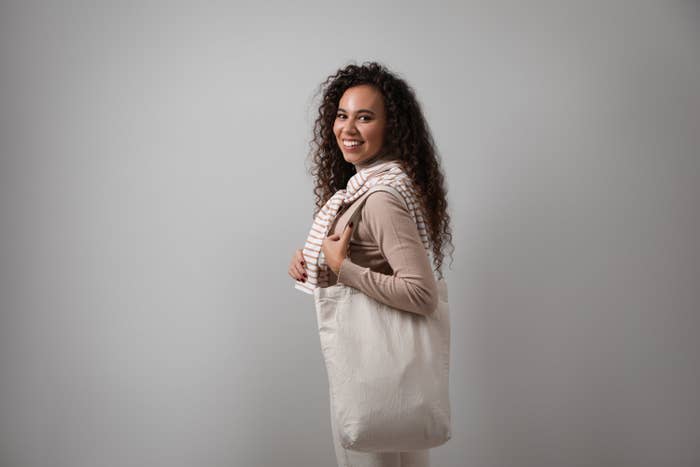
335, 114, 371, 121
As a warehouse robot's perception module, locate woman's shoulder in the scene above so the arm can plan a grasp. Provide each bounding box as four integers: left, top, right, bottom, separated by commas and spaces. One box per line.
363, 189, 409, 216
360, 190, 415, 236
358, 188, 424, 253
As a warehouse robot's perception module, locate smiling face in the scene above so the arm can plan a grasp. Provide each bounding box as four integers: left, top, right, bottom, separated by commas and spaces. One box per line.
333, 84, 387, 167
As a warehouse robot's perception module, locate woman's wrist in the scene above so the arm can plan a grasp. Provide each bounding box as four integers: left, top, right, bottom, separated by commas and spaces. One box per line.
331, 257, 347, 275
333, 258, 342, 278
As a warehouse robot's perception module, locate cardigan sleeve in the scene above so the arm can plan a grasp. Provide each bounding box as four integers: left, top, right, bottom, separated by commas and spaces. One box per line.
336, 191, 438, 316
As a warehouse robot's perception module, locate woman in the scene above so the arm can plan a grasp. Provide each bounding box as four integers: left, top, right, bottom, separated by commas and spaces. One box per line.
288, 62, 453, 467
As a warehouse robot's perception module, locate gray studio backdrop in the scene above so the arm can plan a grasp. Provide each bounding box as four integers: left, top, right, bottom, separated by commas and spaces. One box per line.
0, 1, 698, 467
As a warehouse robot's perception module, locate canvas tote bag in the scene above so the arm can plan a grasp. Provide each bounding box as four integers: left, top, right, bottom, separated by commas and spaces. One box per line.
314, 185, 451, 452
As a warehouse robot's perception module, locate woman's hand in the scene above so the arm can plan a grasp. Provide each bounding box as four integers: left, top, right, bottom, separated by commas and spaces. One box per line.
322, 223, 353, 274
288, 248, 307, 282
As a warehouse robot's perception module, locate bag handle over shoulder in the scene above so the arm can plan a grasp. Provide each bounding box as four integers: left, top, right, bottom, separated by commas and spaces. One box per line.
341, 185, 409, 234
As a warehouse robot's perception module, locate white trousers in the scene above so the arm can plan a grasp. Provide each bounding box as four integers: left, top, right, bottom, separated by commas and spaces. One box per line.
329, 393, 431, 467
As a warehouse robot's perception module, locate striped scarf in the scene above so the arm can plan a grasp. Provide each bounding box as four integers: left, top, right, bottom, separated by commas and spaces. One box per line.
295, 158, 430, 295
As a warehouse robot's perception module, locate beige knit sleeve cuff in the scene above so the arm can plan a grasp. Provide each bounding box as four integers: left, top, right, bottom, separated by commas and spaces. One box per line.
336, 257, 365, 287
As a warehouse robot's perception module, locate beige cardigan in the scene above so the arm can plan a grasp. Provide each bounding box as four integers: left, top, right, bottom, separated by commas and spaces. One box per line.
324, 190, 438, 316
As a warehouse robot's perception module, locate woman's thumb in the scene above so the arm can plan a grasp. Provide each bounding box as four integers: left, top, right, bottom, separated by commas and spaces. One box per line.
342, 222, 354, 239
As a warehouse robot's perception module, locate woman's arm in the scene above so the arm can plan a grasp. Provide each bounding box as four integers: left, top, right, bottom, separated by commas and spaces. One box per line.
336, 191, 438, 316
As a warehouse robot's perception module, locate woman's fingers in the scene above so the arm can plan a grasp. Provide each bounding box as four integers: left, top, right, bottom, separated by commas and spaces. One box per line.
289, 249, 308, 282
294, 261, 306, 279
289, 265, 305, 281
295, 249, 307, 279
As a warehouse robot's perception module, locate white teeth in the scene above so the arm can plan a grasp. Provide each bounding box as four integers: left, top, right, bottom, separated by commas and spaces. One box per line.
343, 140, 363, 147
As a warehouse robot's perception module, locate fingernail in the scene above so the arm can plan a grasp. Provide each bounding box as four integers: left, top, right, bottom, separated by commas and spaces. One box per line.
349, 222, 354, 228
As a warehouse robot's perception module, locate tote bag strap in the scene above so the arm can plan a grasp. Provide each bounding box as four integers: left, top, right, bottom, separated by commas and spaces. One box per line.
342, 185, 409, 233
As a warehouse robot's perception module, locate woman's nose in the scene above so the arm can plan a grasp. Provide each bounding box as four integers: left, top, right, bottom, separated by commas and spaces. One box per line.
343, 118, 359, 134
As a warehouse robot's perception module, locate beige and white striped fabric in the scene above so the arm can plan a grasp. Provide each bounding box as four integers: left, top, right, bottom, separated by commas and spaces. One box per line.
295, 159, 430, 295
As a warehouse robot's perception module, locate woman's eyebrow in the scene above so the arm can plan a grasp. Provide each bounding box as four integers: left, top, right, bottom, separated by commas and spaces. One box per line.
337, 108, 376, 115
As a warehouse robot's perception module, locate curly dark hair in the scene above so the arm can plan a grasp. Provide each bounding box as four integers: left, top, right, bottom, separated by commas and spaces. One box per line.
307, 61, 454, 279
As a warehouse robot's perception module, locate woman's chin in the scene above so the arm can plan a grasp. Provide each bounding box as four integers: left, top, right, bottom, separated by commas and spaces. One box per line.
342, 153, 360, 164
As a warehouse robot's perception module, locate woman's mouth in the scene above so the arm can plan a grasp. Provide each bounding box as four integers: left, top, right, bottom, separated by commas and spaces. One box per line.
342, 139, 364, 151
